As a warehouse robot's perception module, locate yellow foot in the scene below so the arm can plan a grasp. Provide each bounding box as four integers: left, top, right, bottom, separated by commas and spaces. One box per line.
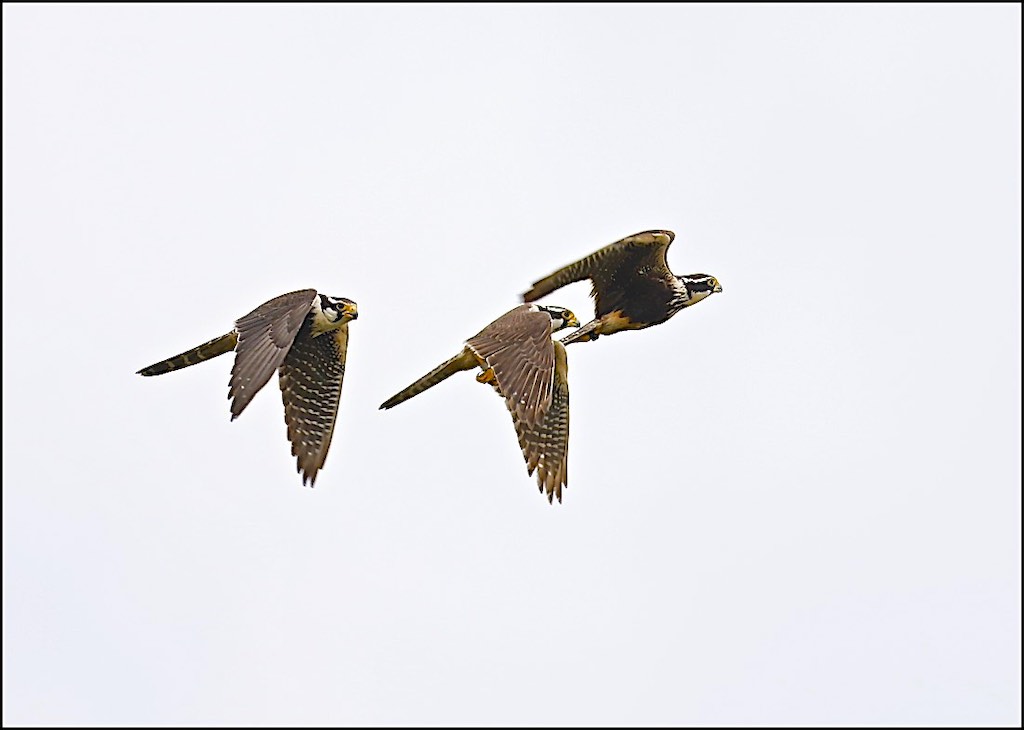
569, 330, 598, 343
476, 367, 496, 384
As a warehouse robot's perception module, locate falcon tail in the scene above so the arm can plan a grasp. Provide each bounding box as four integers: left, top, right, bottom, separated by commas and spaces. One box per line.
379, 348, 479, 410
137, 332, 239, 376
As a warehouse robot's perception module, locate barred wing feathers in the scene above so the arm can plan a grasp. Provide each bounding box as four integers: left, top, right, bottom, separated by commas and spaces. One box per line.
522, 230, 675, 316
229, 289, 318, 420
278, 325, 350, 486
466, 305, 555, 429
511, 339, 570, 503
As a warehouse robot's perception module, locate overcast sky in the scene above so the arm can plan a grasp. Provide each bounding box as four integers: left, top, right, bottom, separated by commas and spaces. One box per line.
3, 4, 1020, 726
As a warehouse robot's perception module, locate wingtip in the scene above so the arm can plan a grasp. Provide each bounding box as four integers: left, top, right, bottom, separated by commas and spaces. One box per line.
299, 465, 318, 488
641, 229, 675, 244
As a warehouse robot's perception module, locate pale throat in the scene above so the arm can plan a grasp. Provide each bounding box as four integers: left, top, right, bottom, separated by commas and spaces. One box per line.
310, 305, 349, 337
680, 289, 712, 308
675, 277, 713, 309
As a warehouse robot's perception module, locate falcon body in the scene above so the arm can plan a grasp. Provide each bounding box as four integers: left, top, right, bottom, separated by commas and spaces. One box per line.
138, 289, 358, 486
380, 304, 579, 503
523, 230, 721, 345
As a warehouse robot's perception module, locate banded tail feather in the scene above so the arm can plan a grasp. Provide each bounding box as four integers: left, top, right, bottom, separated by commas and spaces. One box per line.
379, 348, 479, 410
137, 332, 238, 377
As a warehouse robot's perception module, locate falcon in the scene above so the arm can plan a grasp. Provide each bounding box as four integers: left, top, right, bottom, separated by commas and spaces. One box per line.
137, 289, 358, 486
522, 230, 721, 345
380, 304, 579, 503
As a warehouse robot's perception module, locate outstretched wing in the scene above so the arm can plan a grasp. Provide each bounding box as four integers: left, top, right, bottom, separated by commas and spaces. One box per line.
278, 324, 350, 486
466, 305, 555, 429
511, 339, 570, 503
229, 289, 317, 419
522, 230, 675, 316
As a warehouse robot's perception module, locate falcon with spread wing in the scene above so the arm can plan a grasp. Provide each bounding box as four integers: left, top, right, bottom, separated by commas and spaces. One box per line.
380, 304, 579, 503
138, 289, 358, 486
523, 230, 721, 345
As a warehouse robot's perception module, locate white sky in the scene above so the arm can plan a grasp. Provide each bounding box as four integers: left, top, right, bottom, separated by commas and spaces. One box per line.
3, 4, 1020, 726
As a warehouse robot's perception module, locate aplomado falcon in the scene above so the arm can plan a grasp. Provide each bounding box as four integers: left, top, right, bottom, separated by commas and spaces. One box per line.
379, 304, 579, 503
137, 289, 358, 486
522, 230, 722, 345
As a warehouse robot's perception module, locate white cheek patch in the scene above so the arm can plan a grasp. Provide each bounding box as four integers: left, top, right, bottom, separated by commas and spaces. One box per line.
309, 302, 346, 337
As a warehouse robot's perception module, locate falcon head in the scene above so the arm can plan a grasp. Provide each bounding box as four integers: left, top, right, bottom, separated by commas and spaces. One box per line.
315, 295, 359, 332
679, 274, 722, 307
537, 305, 579, 332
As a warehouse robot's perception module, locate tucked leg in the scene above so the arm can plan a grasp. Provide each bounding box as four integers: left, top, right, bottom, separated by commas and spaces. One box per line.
476, 367, 496, 384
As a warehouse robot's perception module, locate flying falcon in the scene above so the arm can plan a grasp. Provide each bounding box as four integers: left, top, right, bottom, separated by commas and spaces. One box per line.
380, 304, 579, 503
137, 289, 358, 486
522, 230, 722, 345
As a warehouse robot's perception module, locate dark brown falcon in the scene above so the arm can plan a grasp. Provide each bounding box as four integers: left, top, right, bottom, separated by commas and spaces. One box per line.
522, 230, 722, 345
138, 289, 358, 486
380, 304, 579, 503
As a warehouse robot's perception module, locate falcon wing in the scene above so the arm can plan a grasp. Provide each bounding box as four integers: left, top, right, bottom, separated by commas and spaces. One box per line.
511, 339, 570, 503
522, 230, 675, 316
466, 305, 555, 428
278, 325, 350, 486
229, 289, 318, 420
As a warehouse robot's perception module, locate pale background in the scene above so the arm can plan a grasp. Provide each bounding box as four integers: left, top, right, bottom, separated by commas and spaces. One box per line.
3, 4, 1020, 726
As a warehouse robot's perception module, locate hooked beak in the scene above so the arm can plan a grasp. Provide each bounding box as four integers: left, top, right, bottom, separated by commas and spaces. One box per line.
566, 312, 580, 328
343, 302, 359, 320
713, 282, 723, 294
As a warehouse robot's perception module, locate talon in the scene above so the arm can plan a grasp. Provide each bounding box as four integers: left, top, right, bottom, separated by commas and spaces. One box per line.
476, 367, 496, 384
